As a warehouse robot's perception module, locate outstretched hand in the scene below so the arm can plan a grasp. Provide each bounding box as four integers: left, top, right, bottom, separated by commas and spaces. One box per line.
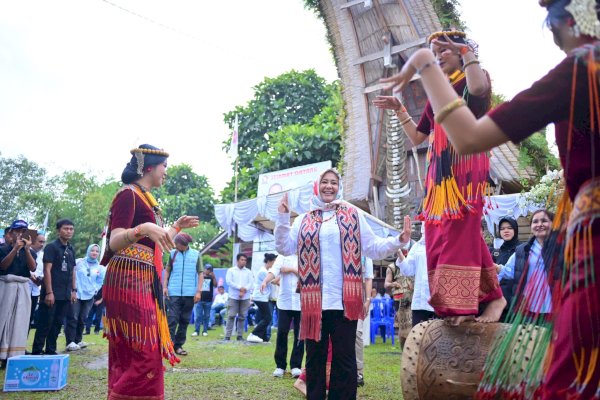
431, 34, 469, 56
380, 62, 417, 93
372, 95, 405, 112
174, 216, 200, 230
399, 215, 412, 245
278, 193, 290, 214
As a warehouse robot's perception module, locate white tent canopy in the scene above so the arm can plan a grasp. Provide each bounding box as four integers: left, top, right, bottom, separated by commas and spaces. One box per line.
215, 183, 400, 243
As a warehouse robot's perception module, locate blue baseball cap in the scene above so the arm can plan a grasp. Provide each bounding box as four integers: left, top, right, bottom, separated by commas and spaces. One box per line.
204, 263, 213, 269
10, 220, 28, 230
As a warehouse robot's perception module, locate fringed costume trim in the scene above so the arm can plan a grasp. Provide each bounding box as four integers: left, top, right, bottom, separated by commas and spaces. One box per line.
103, 243, 179, 366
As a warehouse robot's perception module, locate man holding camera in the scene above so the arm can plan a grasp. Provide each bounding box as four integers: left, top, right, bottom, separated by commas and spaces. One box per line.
0, 220, 37, 364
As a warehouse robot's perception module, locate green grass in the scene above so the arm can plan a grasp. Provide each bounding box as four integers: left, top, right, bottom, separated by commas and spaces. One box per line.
1, 326, 403, 399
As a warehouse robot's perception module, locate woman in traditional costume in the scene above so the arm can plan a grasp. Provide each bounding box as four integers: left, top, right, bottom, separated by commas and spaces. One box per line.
101, 144, 199, 400
275, 168, 410, 400
379, 0, 600, 397
374, 30, 506, 325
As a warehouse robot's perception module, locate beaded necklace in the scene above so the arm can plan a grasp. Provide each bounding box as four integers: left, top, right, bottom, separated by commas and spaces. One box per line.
313, 206, 340, 223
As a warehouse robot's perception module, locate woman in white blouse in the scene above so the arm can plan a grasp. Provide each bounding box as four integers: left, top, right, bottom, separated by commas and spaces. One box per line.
275, 168, 410, 400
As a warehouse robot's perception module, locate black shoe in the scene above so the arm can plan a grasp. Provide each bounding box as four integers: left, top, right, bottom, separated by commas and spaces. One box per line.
223, 337, 231, 341
236, 336, 244, 341
31, 351, 43, 355
357, 373, 364, 387
83, 331, 90, 335
44, 351, 58, 355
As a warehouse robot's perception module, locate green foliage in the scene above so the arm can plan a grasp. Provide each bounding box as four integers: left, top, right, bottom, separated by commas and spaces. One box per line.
223, 70, 331, 170
154, 164, 216, 224
518, 131, 560, 182
184, 222, 220, 249
431, 0, 465, 30
221, 71, 343, 202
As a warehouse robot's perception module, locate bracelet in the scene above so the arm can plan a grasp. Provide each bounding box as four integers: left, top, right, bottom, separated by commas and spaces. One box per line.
124, 229, 134, 244
133, 225, 143, 238
399, 116, 412, 126
434, 98, 467, 125
173, 225, 182, 233
416, 60, 437, 75
397, 105, 407, 114
463, 59, 481, 70
46, 291, 53, 295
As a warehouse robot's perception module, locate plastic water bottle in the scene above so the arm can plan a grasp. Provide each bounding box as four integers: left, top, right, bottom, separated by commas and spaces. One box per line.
49, 360, 59, 388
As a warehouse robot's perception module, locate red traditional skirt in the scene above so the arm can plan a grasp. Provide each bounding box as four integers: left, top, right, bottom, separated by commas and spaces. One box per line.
103, 244, 178, 400
542, 178, 600, 399
425, 200, 503, 317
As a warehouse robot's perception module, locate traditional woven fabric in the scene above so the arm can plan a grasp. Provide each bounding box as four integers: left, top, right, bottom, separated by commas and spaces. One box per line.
297, 204, 363, 341
0, 275, 31, 360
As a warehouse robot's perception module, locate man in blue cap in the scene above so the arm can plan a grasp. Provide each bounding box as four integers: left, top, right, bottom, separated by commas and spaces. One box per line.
0, 220, 37, 364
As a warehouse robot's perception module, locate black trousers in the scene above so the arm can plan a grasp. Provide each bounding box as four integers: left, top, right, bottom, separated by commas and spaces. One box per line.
32, 300, 70, 354
167, 296, 194, 349
274, 308, 303, 370
412, 309, 436, 327
28, 295, 39, 334
252, 301, 272, 341
65, 298, 94, 344
306, 310, 358, 400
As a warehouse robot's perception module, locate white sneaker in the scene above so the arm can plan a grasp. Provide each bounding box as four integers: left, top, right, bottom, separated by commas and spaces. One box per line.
272, 368, 285, 378
202, 332, 208, 337
246, 333, 263, 343
77, 341, 88, 348
291, 368, 302, 378
66, 342, 80, 351
191, 332, 199, 337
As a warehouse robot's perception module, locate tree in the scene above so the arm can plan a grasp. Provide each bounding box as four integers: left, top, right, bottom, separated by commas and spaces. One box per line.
223, 70, 332, 171
221, 72, 343, 202
154, 164, 215, 224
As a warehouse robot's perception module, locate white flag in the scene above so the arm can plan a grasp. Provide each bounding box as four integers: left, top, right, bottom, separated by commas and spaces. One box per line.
41, 211, 49, 234
230, 115, 239, 159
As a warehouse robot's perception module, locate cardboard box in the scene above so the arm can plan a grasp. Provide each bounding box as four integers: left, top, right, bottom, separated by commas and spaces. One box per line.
3, 355, 69, 392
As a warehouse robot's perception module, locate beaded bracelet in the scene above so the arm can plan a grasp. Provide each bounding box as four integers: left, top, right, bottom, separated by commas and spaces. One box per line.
434, 98, 467, 125
133, 225, 143, 238
173, 225, 182, 233
463, 59, 481, 70
125, 229, 135, 244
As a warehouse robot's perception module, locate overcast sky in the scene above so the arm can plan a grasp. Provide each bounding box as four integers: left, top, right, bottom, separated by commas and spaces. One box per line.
0, 0, 564, 195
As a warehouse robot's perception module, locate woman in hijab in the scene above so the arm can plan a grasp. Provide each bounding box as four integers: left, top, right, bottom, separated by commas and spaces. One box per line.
275, 168, 410, 400
66, 244, 105, 351
490, 216, 520, 321
101, 144, 198, 400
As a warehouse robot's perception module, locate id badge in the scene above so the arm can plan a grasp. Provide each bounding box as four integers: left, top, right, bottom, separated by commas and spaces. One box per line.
61, 260, 68, 271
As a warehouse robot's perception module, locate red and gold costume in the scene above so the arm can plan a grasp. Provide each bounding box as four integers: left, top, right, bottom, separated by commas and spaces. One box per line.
101, 185, 178, 400
416, 70, 503, 317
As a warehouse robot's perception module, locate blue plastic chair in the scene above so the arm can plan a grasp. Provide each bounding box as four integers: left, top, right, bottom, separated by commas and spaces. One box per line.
370, 298, 395, 345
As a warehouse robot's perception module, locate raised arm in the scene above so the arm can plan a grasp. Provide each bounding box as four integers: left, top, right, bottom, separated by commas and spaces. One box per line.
359, 213, 410, 260
275, 193, 301, 256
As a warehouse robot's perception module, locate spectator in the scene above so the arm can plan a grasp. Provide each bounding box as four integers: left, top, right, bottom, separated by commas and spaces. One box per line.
247, 253, 277, 343
375, 287, 391, 300
490, 216, 521, 321
192, 263, 216, 337
0, 220, 37, 364
1, 226, 12, 246
498, 210, 554, 318
85, 263, 106, 335
32, 219, 77, 355
29, 234, 46, 331
224, 254, 253, 341
396, 227, 435, 327
66, 244, 104, 350
164, 233, 203, 356
262, 254, 303, 378
209, 285, 228, 327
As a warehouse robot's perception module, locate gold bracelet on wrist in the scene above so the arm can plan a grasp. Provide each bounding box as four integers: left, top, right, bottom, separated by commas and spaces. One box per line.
399, 116, 413, 126
462, 59, 481, 70
434, 98, 467, 125
125, 229, 134, 244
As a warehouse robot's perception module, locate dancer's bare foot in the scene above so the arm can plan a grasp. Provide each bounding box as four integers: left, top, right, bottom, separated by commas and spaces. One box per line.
445, 315, 475, 326
294, 378, 307, 397
475, 296, 507, 323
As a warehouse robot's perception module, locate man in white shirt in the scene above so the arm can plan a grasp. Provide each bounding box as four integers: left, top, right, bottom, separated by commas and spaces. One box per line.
261, 254, 303, 378
396, 230, 435, 326
29, 234, 46, 332
209, 286, 228, 327
224, 254, 254, 341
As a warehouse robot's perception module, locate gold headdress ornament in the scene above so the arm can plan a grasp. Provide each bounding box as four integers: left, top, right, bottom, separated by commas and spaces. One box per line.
566, 0, 600, 38
427, 30, 466, 45
130, 147, 169, 176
